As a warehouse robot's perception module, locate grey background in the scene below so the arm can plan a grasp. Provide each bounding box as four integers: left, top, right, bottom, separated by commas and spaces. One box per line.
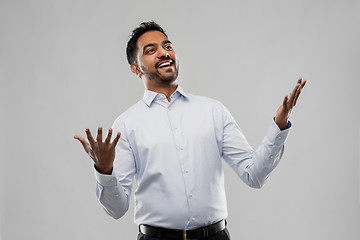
1, 0, 359, 239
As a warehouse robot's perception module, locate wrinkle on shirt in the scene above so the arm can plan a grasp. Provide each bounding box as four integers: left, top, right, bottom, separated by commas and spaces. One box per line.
94, 85, 290, 228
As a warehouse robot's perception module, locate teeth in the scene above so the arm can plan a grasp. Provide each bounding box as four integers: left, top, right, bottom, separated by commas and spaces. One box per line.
159, 61, 172, 68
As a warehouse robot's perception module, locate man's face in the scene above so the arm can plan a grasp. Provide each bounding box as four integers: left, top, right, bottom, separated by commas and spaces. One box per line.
134, 30, 179, 83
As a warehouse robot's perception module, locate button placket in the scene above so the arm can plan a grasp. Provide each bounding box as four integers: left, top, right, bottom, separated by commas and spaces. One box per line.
167, 101, 194, 221
167, 101, 196, 221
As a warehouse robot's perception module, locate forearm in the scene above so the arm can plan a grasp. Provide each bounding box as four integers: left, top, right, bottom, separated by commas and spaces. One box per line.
224, 119, 290, 188
244, 120, 290, 187
94, 168, 130, 219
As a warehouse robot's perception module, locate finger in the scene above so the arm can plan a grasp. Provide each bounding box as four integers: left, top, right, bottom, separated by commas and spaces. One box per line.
293, 84, 303, 106
288, 82, 301, 107
112, 131, 121, 146
104, 128, 113, 144
301, 79, 307, 88
283, 95, 288, 108
74, 135, 91, 153
85, 128, 96, 145
97, 126, 103, 145
74, 135, 87, 145
293, 79, 307, 106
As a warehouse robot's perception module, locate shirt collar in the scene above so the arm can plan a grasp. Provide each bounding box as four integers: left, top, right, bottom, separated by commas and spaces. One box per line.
142, 85, 188, 107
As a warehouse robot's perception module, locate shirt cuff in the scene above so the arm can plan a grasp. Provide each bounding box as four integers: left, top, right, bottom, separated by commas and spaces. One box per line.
94, 165, 118, 187
268, 119, 291, 146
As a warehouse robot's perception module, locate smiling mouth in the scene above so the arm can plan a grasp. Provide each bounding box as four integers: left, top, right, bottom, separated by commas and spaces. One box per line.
157, 60, 174, 69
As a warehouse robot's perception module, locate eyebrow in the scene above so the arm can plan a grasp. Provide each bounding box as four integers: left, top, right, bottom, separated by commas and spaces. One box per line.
142, 40, 172, 53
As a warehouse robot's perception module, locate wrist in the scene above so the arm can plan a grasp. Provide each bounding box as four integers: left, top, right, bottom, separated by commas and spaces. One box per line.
274, 117, 288, 131
95, 164, 113, 175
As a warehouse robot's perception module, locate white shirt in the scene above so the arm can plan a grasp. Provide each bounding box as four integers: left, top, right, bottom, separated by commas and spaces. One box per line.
94, 86, 290, 229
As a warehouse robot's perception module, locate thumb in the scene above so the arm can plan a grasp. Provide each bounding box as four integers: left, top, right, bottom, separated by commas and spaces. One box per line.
74, 135, 91, 154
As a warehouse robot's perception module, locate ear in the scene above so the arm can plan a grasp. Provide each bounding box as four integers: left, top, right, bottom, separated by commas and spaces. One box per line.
130, 63, 143, 78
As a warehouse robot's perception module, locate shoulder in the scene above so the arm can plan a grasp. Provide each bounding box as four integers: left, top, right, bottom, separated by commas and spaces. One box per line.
185, 92, 224, 109
112, 100, 145, 127
186, 92, 235, 123
185, 93, 229, 118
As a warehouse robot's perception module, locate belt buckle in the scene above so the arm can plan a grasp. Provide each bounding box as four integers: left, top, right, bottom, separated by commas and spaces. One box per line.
183, 228, 201, 240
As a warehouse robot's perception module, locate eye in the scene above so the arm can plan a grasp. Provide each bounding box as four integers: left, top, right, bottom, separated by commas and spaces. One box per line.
165, 45, 173, 50
146, 48, 155, 54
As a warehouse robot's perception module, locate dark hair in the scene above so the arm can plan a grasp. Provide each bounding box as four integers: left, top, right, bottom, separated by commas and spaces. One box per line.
126, 21, 167, 65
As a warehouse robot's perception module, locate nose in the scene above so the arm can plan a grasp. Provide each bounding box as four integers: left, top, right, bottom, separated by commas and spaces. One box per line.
158, 47, 170, 58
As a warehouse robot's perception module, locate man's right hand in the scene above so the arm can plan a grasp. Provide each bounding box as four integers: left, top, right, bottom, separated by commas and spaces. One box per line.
74, 127, 121, 175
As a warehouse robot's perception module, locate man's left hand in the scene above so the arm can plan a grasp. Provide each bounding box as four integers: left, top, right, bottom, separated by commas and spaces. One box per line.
275, 77, 307, 130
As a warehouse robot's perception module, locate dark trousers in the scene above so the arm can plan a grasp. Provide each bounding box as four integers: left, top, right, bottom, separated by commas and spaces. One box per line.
137, 228, 231, 240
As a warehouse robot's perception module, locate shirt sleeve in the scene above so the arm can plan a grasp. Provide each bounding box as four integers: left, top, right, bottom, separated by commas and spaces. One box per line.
221, 105, 290, 188
94, 119, 136, 219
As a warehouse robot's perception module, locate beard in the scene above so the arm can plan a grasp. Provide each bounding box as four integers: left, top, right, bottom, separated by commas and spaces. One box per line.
142, 64, 179, 84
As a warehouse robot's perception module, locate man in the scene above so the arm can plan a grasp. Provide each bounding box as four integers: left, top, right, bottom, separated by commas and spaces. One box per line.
74, 21, 306, 240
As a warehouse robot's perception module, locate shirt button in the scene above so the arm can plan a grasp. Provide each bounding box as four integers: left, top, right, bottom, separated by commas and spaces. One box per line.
184, 169, 189, 173
270, 155, 274, 159
179, 147, 184, 150
174, 126, 178, 130
189, 193, 193, 197
115, 193, 119, 197
192, 218, 196, 221
277, 136, 282, 139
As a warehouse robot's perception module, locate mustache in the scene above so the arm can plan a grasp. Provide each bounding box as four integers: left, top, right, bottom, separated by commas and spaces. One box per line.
155, 56, 175, 68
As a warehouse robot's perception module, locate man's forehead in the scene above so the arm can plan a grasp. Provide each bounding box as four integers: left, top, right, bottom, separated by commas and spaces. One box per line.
137, 30, 169, 47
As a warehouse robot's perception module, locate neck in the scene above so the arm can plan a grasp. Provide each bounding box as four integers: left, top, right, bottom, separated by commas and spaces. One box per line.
145, 80, 178, 102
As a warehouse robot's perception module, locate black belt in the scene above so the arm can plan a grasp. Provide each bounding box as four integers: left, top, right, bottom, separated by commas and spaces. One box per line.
139, 219, 226, 240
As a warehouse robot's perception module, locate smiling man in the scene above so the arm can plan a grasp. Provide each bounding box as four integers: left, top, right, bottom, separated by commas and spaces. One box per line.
75, 21, 306, 240
131, 31, 178, 83
129, 27, 179, 101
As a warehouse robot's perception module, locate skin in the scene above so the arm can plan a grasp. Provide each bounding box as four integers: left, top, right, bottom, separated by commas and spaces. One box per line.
74, 30, 307, 175
275, 77, 306, 130
130, 30, 179, 102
